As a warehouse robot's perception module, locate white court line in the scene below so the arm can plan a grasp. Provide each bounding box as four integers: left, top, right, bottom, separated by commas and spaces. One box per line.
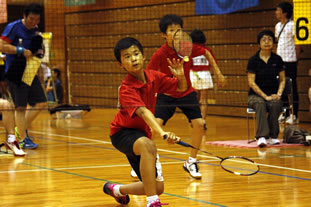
4, 128, 311, 175
28, 130, 112, 144
0, 161, 186, 174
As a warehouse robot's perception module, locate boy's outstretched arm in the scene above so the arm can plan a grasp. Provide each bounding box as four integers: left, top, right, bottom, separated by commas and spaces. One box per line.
167, 58, 187, 92
136, 106, 180, 144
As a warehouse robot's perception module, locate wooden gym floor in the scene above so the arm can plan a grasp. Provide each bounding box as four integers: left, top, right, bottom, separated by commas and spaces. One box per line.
0, 109, 311, 207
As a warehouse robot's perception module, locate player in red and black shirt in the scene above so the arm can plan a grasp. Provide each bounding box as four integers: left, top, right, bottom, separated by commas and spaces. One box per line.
147, 14, 226, 179
104, 37, 187, 207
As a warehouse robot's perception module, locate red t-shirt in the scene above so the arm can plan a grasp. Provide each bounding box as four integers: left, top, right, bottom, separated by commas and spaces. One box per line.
110, 70, 179, 138
191, 44, 217, 72
146, 43, 206, 98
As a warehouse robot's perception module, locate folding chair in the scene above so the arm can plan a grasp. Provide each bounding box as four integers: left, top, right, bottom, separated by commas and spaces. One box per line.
246, 107, 257, 143
246, 77, 293, 143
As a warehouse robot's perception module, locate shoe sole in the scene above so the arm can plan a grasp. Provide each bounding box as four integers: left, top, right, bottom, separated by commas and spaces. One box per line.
23, 145, 38, 149
183, 165, 202, 179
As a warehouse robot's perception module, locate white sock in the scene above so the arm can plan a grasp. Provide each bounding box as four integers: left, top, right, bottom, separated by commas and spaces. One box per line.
188, 157, 197, 163
147, 195, 159, 204
7, 134, 16, 143
113, 185, 124, 197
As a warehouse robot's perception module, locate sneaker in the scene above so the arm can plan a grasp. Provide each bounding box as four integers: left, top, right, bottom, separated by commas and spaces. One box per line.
146, 199, 168, 207
103, 182, 130, 205
130, 168, 138, 178
286, 115, 299, 125
268, 138, 280, 145
22, 137, 38, 149
183, 160, 202, 179
5, 141, 26, 156
257, 137, 267, 148
278, 114, 286, 123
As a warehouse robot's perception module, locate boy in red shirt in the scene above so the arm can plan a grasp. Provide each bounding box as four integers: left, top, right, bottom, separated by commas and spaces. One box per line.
103, 37, 187, 207
147, 14, 226, 179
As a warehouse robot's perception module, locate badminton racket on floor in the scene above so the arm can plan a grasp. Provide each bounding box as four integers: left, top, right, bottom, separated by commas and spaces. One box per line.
173, 29, 192, 62
164, 135, 260, 176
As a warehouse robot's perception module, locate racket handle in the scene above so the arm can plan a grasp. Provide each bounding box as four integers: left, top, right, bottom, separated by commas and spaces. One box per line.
163, 135, 192, 148
177, 140, 192, 148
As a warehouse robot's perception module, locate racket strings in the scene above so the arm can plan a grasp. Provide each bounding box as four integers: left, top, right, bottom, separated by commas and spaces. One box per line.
173, 30, 192, 62
221, 157, 259, 176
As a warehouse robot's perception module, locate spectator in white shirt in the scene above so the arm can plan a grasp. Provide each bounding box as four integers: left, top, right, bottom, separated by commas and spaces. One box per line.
275, 1, 303, 124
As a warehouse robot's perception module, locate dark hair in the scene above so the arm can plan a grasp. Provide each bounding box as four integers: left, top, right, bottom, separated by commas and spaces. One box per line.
24, 3, 43, 17
257, 30, 275, 44
159, 14, 183, 34
53, 68, 61, 79
277, 2, 293, 19
190, 29, 206, 44
114, 37, 144, 63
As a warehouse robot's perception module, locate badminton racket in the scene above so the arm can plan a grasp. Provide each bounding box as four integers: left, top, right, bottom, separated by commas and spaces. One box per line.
172, 29, 192, 62
164, 135, 260, 176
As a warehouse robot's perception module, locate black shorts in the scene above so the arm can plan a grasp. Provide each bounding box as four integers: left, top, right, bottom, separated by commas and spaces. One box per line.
110, 128, 161, 181
7, 75, 46, 107
155, 92, 202, 125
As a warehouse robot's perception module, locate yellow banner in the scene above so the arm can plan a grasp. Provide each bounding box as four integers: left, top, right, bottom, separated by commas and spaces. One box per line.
22, 56, 42, 86
293, 0, 311, 44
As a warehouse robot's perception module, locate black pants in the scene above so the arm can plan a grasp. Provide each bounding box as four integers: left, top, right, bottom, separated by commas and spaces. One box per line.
282, 62, 299, 117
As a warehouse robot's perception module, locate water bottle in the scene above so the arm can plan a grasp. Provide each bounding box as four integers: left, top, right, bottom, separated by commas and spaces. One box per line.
16, 38, 24, 57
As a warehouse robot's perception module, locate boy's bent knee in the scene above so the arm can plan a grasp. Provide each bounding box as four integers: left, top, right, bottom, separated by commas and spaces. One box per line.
133, 137, 157, 156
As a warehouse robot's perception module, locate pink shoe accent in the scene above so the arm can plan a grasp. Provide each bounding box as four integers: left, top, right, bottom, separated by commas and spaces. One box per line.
103, 182, 130, 204
147, 199, 169, 207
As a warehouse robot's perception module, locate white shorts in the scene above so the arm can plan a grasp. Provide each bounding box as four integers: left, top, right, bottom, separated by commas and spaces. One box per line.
190, 70, 214, 90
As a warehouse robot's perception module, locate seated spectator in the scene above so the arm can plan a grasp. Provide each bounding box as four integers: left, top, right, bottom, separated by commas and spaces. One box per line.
247, 30, 286, 148
46, 68, 63, 104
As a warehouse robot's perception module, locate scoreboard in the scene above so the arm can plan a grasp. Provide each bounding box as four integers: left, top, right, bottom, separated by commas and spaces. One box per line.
293, 0, 311, 44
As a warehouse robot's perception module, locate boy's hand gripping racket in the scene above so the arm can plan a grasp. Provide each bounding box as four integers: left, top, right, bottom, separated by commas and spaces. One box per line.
164, 135, 260, 176
173, 29, 192, 62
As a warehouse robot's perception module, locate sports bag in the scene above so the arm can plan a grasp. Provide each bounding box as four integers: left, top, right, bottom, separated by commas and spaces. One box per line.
283, 125, 311, 146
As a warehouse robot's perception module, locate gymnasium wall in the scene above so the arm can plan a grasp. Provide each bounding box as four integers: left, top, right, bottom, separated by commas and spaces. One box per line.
46, 0, 311, 121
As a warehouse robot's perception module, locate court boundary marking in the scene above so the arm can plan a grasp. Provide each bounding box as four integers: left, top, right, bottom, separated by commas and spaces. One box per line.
27, 129, 311, 175
19, 162, 227, 207
2, 128, 311, 206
